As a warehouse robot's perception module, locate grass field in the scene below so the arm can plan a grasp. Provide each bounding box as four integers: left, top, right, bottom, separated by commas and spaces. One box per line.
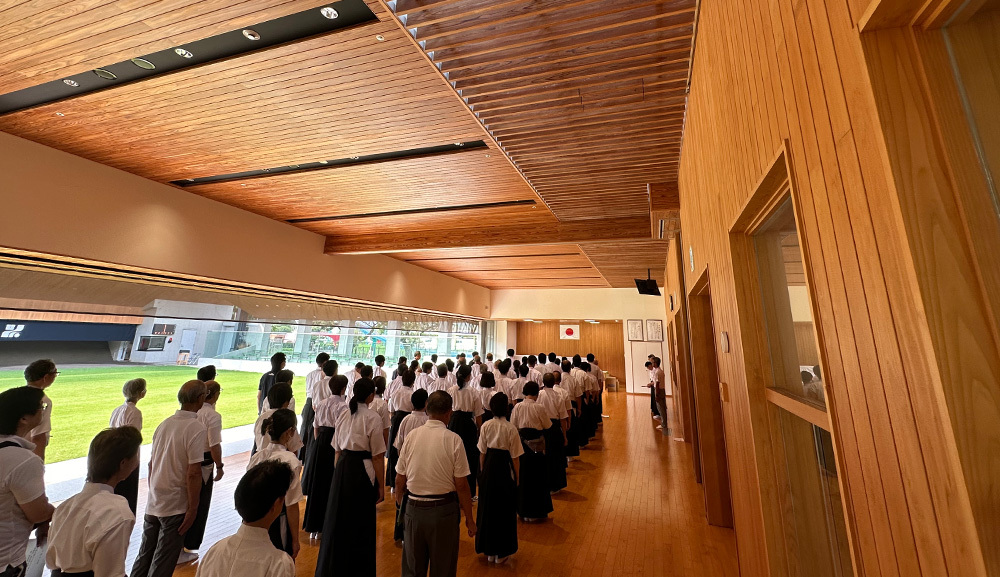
0, 365, 306, 464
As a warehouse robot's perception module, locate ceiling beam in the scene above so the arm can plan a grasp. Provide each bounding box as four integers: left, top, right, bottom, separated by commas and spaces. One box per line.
325, 216, 652, 254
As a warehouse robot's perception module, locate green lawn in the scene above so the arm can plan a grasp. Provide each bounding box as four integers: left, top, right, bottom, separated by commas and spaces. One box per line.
0, 365, 306, 464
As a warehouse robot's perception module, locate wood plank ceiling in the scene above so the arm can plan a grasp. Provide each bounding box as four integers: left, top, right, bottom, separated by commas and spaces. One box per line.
0, 0, 694, 290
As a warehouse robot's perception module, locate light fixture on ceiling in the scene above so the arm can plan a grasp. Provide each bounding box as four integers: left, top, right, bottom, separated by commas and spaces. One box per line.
93, 68, 116, 80
484, 153, 491, 158
55, 112, 65, 117
319, 160, 329, 165
130, 57, 155, 69
243, 29, 261, 40
523, 319, 534, 322
62, 79, 79, 87
455, 142, 464, 146
174, 48, 194, 58
321, 6, 339, 19
375, 34, 385, 41
350, 156, 360, 160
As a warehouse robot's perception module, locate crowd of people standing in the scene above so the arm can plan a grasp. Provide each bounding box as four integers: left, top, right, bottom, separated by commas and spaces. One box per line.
0, 348, 608, 577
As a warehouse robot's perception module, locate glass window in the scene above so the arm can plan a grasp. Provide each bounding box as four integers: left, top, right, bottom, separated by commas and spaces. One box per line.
137, 336, 166, 351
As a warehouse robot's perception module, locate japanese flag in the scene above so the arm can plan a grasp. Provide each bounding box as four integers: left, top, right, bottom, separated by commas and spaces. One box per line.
560, 324, 580, 340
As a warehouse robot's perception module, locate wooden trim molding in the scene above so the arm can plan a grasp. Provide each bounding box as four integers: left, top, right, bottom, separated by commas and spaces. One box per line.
765, 388, 831, 431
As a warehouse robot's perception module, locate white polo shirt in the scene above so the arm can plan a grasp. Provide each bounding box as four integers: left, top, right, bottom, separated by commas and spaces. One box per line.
537, 388, 567, 420
396, 420, 469, 498
195, 524, 294, 577
46, 482, 134, 576
146, 410, 207, 517
0, 435, 44, 568
305, 369, 331, 403
394, 411, 429, 450
510, 399, 552, 431
109, 402, 142, 431
197, 403, 223, 451
477, 418, 524, 459
29, 390, 52, 442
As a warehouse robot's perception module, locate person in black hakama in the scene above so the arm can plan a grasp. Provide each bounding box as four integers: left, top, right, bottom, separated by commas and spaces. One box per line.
538, 373, 568, 493
301, 373, 348, 537
446, 365, 482, 500
475, 393, 522, 563
314, 379, 386, 577
300, 353, 333, 461
387, 369, 417, 492
510, 382, 553, 522
247, 409, 303, 559
478, 372, 497, 423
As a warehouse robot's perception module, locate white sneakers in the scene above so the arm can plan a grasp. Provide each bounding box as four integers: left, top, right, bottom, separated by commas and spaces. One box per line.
486, 555, 512, 564
176, 550, 199, 564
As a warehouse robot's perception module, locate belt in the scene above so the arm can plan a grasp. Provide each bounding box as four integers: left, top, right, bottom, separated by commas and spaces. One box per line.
52, 571, 95, 577
344, 450, 373, 459
407, 492, 458, 507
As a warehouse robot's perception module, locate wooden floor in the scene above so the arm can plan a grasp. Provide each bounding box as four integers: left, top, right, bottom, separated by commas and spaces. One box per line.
130, 392, 737, 576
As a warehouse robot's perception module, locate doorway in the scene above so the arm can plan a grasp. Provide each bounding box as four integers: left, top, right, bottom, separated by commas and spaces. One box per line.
688, 270, 734, 528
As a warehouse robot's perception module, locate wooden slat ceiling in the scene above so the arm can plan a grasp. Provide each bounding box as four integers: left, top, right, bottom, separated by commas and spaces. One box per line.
0, 0, 691, 290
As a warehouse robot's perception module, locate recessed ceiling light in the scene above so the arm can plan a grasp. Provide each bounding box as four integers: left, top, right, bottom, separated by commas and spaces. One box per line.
455, 142, 463, 146
319, 160, 329, 165
174, 48, 193, 58
55, 112, 65, 117
350, 156, 360, 160
321, 6, 339, 19
375, 34, 385, 41
62, 79, 79, 87
93, 68, 116, 80
523, 319, 534, 322
484, 153, 491, 158
130, 57, 155, 70
243, 29, 261, 41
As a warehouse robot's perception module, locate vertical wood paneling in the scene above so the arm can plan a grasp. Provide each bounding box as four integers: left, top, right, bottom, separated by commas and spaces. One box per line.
513, 321, 626, 384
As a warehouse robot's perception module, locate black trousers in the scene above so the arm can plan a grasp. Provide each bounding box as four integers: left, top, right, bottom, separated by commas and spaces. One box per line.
114, 464, 140, 515
183, 460, 214, 550
402, 500, 461, 577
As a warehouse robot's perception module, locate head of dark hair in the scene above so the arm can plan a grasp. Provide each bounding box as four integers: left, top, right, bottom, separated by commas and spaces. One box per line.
644, 361, 652, 368
523, 381, 540, 397
527, 355, 537, 366
539, 353, 546, 363
521, 356, 528, 365
506, 349, 515, 357
572, 354, 582, 367
471, 351, 479, 357
426, 390, 453, 417
375, 355, 385, 366
397, 362, 408, 375
355, 362, 365, 371
270, 352, 286, 372
518, 363, 529, 378
261, 408, 297, 441
374, 376, 387, 396
549, 352, 557, 362
323, 359, 339, 377
196, 365, 217, 382
87, 427, 142, 483
316, 352, 331, 366
350, 378, 375, 414
801, 371, 813, 384
580, 362, 591, 372
410, 388, 429, 411
813, 365, 822, 379
512, 360, 521, 374
430, 354, 438, 363
587, 353, 595, 362
402, 370, 416, 387
398, 356, 408, 365
498, 359, 511, 374
24, 359, 55, 383
445, 358, 455, 371
562, 360, 573, 373
360, 365, 374, 379
409, 360, 420, 371
275, 369, 294, 385
490, 393, 510, 419
0, 387, 44, 435
479, 372, 496, 389
437, 364, 448, 378
486, 353, 494, 361
543, 373, 555, 388
330, 375, 348, 396
455, 365, 472, 389
267, 383, 293, 409
235, 460, 293, 523
205, 380, 222, 401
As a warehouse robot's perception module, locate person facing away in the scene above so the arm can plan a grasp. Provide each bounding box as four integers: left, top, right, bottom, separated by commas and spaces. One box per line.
510, 382, 554, 522
387, 370, 417, 493
254, 384, 303, 455
131, 380, 208, 577
301, 355, 333, 461
46, 426, 142, 577
23, 359, 58, 461
109, 377, 146, 514
395, 391, 476, 577
373, 355, 388, 382
446, 365, 483, 499
415, 362, 435, 391
391, 357, 408, 381
301, 374, 348, 538
475, 393, 522, 564
262, 369, 296, 413
526, 356, 543, 385
258, 353, 286, 414
248, 409, 302, 559
179, 380, 225, 563
194, 460, 296, 577
196, 365, 217, 383
427, 364, 450, 395
0, 386, 54, 577
370, 376, 392, 449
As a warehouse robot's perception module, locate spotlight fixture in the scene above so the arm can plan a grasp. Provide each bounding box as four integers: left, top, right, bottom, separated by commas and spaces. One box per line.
375, 34, 385, 41
55, 112, 65, 117
174, 48, 194, 58
242, 29, 261, 40
130, 57, 155, 70
93, 68, 116, 80
523, 319, 535, 322
454, 142, 463, 146
62, 79, 79, 87
350, 156, 360, 160
321, 6, 339, 19
319, 160, 329, 165
484, 153, 491, 158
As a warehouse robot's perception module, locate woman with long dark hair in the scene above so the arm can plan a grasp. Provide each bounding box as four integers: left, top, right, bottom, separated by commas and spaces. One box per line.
247, 408, 302, 558
314, 378, 386, 577
475, 393, 521, 563
447, 364, 482, 499
478, 372, 498, 422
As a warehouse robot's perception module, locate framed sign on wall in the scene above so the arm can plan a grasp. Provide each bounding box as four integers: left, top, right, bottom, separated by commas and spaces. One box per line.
627, 319, 645, 341
645, 319, 664, 342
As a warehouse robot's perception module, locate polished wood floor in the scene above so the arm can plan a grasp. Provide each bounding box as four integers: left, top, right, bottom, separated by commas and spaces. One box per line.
123, 392, 737, 576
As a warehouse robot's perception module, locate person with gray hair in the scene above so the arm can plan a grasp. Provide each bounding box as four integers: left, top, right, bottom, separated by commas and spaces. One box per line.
109, 377, 147, 514
179, 380, 225, 563
131, 380, 208, 577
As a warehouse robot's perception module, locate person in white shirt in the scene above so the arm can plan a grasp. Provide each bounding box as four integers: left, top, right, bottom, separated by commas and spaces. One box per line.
370, 376, 392, 449
415, 362, 434, 391
46, 426, 141, 577
493, 360, 515, 410
395, 391, 476, 577
180, 381, 225, 563
545, 353, 561, 375
477, 373, 499, 422
536, 353, 550, 376
373, 355, 388, 383
578, 361, 600, 441
526, 356, 543, 385
23, 359, 57, 462
560, 361, 583, 456
427, 365, 450, 395
302, 359, 337, 488
446, 365, 483, 500
511, 365, 530, 403
247, 410, 302, 559
257, 353, 285, 415
315, 379, 386, 577
444, 359, 457, 388
194, 460, 295, 577
587, 354, 607, 423
387, 370, 417, 495
646, 355, 660, 422
260, 370, 296, 413
0, 387, 54, 577
109, 377, 146, 514
484, 353, 495, 372
652, 357, 669, 436
131, 380, 208, 577
509, 382, 554, 522
390, 388, 429, 542
302, 375, 348, 538
345, 362, 364, 399
475, 393, 522, 564
538, 374, 569, 493
386, 362, 407, 402
300, 353, 332, 462
254, 384, 303, 457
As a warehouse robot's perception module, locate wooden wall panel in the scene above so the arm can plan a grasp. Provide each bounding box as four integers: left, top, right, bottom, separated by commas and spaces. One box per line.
672, 0, 993, 575
513, 320, 625, 385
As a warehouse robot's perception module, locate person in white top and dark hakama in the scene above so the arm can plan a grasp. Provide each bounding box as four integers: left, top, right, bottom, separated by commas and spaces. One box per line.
302, 360, 338, 498
370, 376, 392, 449
478, 373, 498, 422
302, 375, 348, 537
387, 370, 417, 493
300, 353, 331, 461
108, 377, 146, 514
446, 365, 483, 500
314, 379, 386, 577
475, 393, 522, 564
391, 389, 429, 542
180, 381, 225, 563
538, 373, 569, 493
509, 382, 554, 522
427, 365, 450, 395
195, 460, 296, 577
248, 409, 302, 559
46, 427, 141, 577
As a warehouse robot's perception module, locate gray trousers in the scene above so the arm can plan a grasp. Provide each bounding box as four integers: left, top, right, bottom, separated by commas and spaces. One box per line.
655, 389, 670, 435
131, 513, 185, 577
402, 501, 461, 577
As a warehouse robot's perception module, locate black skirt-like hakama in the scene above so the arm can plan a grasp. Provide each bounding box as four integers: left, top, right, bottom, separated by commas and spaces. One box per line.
516, 428, 552, 519
448, 410, 480, 498
476, 448, 518, 557
302, 426, 335, 532
314, 450, 377, 577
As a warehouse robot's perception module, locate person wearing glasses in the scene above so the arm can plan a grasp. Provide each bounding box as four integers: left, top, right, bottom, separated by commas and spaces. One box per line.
178, 380, 225, 564
0, 386, 54, 577
131, 380, 208, 577
23, 360, 58, 462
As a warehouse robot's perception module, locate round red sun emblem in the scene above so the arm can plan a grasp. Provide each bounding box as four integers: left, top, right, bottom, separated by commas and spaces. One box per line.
565, 328, 574, 336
